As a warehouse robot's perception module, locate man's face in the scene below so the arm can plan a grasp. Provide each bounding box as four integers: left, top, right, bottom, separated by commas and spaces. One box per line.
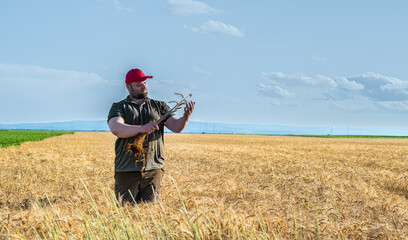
127, 81, 148, 99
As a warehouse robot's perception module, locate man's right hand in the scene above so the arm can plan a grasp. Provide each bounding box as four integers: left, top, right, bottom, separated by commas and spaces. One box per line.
108, 117, 160, 138
140, 122, 159, 134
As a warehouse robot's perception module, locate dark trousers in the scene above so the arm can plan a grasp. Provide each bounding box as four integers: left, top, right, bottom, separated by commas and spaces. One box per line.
114, 169, 164, 205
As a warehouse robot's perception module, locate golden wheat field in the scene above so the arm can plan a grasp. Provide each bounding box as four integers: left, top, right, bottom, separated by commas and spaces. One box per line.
0, 132, 408, 239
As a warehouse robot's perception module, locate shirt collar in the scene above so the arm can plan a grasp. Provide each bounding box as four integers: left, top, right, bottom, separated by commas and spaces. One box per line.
125, 95, 150, 105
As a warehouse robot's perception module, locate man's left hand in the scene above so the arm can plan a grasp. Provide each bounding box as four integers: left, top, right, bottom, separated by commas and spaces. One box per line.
183, 101, 195, 120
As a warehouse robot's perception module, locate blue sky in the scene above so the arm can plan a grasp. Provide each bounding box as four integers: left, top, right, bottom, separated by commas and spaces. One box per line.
1, 0, 408, 129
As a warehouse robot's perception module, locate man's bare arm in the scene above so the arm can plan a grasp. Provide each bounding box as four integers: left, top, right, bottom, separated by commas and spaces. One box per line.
165, 101, 195, 133
108, 117, 159, 138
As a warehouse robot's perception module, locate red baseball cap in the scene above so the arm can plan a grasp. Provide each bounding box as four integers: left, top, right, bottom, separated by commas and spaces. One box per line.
125, 68, 153, 84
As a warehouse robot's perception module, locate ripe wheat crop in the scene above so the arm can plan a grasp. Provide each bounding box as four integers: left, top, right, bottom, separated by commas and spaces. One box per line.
0, 132, 407, 239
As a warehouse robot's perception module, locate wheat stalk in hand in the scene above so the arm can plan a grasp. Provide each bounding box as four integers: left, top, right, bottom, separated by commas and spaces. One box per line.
127, 93, 192, 170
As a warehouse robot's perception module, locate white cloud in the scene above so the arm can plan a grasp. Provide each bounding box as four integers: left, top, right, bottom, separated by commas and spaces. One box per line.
258, 83, 293, 98
185, 20, 244, 37
335, 77, 364, 90
166, 0, 220, 15
332, 101, 379, 112
316, 75, 338, 88
97, 0, 133, 12
0, 64, 111, 86
113, 0, 133, 12
261, 71, 334, 87
0, 64, 123, 123
347, 72, 408, 101
258, 71, 408, 113
377, 101, 408, 112
191, 66, 210, 76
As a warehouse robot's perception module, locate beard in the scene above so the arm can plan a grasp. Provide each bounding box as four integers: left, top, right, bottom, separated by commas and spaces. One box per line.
135, 92, 147, 99
132, 90, 148, 99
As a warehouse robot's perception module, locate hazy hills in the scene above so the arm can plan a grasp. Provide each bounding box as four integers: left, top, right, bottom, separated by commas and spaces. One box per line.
1, 120, 407, 136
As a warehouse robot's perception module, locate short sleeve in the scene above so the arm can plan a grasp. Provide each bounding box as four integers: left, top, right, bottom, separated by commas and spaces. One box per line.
160, 101, 175, 122
107, 102, 125, 123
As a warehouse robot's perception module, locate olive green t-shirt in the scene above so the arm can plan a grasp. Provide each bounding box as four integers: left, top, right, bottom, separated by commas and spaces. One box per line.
107, 96, 174, 172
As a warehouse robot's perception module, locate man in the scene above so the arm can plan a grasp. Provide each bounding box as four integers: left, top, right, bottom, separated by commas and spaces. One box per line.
107, 68, 195, 204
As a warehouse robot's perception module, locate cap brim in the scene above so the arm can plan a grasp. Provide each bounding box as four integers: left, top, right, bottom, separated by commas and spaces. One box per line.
125, 75, 154, 84
140, 76, 153, 81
